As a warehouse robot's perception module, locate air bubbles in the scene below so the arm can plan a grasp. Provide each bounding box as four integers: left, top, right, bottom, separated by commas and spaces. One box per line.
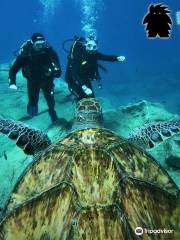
38, 0, 104, 35
77, 0, 104, 37
39, 0, 61, 22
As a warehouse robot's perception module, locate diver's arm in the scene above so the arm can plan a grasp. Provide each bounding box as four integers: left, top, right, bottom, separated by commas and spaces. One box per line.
96, 52, 119, 62
9, 56, 23, 85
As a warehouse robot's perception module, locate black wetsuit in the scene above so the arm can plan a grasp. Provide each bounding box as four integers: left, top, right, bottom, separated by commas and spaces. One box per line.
65, 40, 118, 101
9, 41, 61, 120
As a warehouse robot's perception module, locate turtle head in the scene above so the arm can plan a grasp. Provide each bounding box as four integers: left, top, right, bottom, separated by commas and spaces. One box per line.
72, 98, 103, 130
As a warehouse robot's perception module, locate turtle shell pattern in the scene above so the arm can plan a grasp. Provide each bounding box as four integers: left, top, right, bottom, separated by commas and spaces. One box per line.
0, 127, 179, 240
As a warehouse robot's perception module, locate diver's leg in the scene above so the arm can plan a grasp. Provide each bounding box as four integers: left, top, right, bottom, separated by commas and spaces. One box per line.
65, 67, 85, 100
72, 83, 88, 101
67, 80, 85, 101
27, 80, 39, 116
84, 80, 95, 98
65, 67, 74, 95
42, 82, 58, 123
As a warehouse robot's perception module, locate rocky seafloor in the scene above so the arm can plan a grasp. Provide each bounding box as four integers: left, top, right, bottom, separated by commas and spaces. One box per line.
0, 66, 179, 211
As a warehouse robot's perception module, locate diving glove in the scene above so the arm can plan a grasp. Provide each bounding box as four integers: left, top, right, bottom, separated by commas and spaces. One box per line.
8, 78, 17, 90
117, 56, 126, 62
82, 85, 93, 96
9, 84, 17, 90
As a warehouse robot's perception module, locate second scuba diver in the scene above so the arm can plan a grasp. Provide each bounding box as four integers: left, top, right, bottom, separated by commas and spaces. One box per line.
8, 33, 61, 123
65, 35, 126, 101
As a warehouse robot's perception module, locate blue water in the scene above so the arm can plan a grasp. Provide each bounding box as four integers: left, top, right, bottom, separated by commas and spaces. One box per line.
0, 0, 180, 113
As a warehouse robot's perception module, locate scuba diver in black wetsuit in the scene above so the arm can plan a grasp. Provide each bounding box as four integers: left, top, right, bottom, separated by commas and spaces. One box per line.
8, 33, 62, 123
65, 35, 126, 101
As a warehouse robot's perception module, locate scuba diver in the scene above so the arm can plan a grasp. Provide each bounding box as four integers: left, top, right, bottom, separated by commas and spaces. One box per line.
9, 33, 61, 123
65, 35, 126, 101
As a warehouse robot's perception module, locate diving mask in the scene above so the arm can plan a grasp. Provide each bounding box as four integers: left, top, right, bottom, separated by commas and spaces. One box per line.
33, 40, 47, 50
85, 39, 98, 52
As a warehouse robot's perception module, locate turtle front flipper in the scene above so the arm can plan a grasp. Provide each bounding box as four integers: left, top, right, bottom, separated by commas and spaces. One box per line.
0, 119, 51, 155
128, 120, 180, 149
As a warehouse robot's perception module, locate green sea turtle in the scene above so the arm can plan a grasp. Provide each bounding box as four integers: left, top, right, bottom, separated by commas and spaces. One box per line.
0, 98, 179, 240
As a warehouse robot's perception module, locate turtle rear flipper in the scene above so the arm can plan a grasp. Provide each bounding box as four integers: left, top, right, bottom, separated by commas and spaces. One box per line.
0, 119, 51, 155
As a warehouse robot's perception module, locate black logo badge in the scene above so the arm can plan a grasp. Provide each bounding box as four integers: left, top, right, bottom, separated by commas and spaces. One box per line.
143, 4, 172, 38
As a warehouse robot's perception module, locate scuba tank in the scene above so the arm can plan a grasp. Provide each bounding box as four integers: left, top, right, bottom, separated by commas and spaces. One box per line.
14, 40, 33, 57
62, 36, 85, 54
